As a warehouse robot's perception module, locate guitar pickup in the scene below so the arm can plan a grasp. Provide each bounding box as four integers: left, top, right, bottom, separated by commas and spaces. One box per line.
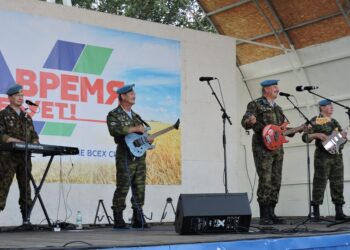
133, 136, 149, 147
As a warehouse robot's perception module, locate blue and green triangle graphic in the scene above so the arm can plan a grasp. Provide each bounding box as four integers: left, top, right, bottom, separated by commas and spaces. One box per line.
43, 40, 113, 75
0, 50, 16, 94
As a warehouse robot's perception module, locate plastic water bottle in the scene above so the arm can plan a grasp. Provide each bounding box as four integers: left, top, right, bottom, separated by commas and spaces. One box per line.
76, 211, 83, 230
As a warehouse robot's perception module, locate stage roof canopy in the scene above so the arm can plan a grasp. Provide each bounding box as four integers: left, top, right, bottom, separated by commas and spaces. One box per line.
198, 0, 350, 65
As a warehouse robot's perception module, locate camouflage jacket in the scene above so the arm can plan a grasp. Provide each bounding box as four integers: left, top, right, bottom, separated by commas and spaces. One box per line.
241, 96, 286, 135
0, 105, 39, 144
302, 114, 345, 151
107, 105, 144, 156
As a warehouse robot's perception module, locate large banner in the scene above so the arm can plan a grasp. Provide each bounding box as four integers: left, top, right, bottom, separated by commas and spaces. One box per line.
0, 11, 181, 185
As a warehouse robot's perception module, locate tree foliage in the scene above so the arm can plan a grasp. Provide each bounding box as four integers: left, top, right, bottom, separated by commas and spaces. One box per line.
70, 0, 215, 32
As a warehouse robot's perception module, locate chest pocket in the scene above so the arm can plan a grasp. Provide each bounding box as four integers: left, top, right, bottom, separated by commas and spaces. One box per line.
256, 105, 281, 125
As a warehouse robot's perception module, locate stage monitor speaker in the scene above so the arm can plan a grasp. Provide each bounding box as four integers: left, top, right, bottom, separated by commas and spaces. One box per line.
175, 193, 251, 234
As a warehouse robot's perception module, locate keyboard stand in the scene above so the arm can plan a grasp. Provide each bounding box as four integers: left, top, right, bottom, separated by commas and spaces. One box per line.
26, 155, 55, 228
0, 142, 79, 229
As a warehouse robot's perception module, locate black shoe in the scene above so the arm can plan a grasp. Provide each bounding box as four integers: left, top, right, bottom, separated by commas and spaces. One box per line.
268, 204, 285, 224
113, 211, 127, 229
132, 209, 149, 228
311, 205, 320, 222
20, 209, 30, 224
259, 203, 273, 225
335, 204, 347, 220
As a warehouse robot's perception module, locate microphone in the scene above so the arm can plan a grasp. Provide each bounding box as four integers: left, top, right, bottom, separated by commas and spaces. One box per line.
296, 85, 319, 91
199, 76, 217, 81
279, 92, 292, 97
25, 100, 38, 107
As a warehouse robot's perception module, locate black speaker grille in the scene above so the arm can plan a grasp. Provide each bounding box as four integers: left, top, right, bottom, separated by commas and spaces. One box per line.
175, 193, 251, 234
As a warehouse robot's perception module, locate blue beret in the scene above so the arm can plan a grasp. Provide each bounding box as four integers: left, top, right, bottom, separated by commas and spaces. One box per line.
319, 99, 331, 106
6, 84, 23, 96
116, 84, 135, 94
260, 79, 279, 87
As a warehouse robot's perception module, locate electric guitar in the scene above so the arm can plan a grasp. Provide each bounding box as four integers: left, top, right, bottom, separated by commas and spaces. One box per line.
322, 128, 348, 154
263, 122, 305, 151
125, 119, 180, 157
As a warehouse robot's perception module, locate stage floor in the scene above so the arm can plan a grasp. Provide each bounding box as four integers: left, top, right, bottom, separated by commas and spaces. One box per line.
1, 217, 350, 249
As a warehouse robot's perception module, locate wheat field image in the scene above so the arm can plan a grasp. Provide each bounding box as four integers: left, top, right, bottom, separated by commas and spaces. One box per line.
31, 121, 181, 185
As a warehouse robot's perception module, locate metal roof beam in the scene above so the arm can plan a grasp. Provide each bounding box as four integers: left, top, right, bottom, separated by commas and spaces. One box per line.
237, 11, 343, 45
236, 38, 292, 51
196, 1, 220, 33
206, 0, 252, 17
336, 0, 350, 28
264, 0, 294, 46
252, 0, 287, 52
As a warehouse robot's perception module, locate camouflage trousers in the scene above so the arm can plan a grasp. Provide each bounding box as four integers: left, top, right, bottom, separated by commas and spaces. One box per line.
253, 143, 284, 205
312, 148, 344, 205
0, 152, 32, 212
112, 153, 146, 212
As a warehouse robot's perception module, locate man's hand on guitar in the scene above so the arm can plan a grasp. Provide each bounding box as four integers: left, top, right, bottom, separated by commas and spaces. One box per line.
129, 125, 145, 134
125, 119, 179, 157
301, 124, 310, 133
313, 133, 328, 141
246, 115, 257, 126
341, 131, 348, 139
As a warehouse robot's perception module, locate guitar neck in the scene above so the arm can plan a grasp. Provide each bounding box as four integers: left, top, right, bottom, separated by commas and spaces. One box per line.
149, 125, 176, 139
283, 125, 304, 136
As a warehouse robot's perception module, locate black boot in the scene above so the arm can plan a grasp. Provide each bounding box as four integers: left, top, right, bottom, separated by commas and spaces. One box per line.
132, 209, 149, 228
259, 203, 273, 225
113, 210, 127, 229
335, 204, 347, 220
20, 209, 30, 224
268, 204, 285, 224
312, 205, 320, 222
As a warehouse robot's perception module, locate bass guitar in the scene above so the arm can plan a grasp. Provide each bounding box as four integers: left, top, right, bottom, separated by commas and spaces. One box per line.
322, 128, 348, 154
263, 122, 305, 151
125, 119, 180, 157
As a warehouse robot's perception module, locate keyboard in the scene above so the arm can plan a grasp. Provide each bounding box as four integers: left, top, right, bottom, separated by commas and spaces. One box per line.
0, 142, 79, 155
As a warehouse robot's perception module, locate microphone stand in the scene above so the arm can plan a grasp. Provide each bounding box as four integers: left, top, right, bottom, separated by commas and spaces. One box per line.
203, 79, 232, 193
23, 109, 32, 228
304, 91, 350, 227
283, 96, 316, 224
285, 95, 334, 226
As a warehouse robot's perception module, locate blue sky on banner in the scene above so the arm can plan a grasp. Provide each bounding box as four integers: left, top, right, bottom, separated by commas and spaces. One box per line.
0, 10, 181, 123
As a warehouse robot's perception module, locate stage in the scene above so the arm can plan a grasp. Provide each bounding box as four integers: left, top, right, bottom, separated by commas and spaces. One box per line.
1, 217, 350, 249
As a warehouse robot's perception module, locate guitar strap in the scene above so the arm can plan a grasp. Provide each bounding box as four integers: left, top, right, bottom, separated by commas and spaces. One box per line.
278, 108, 289, 124
134, 113, 151, 128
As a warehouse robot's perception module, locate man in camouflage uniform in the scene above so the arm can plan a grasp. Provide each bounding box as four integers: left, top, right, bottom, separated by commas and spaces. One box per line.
107, 84, 153, 229
0, 84, 39, 223
241, 79, 295, 225
302, 99, 347, 221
